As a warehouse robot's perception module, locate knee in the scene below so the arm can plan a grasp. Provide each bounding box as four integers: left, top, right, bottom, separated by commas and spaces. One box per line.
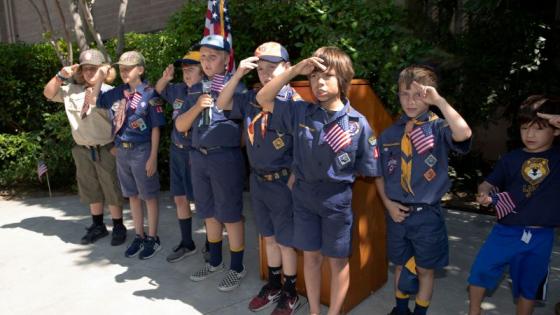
416, 266, 434, 277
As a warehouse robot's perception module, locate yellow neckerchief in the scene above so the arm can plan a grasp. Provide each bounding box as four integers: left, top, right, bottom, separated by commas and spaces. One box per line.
400, 111, 439, 195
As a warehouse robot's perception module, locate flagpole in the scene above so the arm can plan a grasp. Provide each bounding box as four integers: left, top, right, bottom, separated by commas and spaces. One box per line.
45, 172, 52, 198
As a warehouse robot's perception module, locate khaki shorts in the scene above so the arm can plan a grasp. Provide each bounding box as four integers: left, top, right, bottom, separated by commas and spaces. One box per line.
72, 144, 123, 206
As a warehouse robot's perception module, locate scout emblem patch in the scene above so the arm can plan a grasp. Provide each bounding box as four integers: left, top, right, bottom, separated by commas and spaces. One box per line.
131, 118, 147, 131
521, 157, 549, 197
348, 121, 360, 136
336, 152, 351, 168
424, 154, 438, 168
272, 136, 285, 150
368, 136, 377, 146
410, 124, 435, 154
423, 168, 436, 181
387, 157, 398, 175
172, 98, 184, 110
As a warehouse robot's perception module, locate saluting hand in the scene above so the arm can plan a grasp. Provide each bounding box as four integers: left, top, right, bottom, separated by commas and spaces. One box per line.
386, 200, 410, 223
411, 81, 446, 107
235, 56, 259, 78
292, 57, 326, 76
162, 64, 174, 82
60, 64, 79, 79
537, 112, 560, 129
91, 64, 111, 83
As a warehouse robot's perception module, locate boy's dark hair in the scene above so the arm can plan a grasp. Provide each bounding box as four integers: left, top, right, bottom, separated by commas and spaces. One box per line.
311, 46, 354, 100
398, 65, 438, 89
518, 95, 560, 128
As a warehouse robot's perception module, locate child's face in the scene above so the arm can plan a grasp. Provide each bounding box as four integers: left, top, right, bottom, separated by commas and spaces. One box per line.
119, 65, 143, 84
199, 46, 228, 78
398, 83, 430, 118
520, 122, 559, 153
257, 60, 288, 85
309, 69, 340, 104
181, 64, 203, 88
81, 65, 99, 85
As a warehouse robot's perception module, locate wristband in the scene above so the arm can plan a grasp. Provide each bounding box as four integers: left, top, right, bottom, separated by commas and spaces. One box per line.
56, 72, 69, 82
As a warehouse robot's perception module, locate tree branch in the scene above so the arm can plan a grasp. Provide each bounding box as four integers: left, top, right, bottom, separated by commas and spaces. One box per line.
78, 0, 110, 62
116, 0, 129, 56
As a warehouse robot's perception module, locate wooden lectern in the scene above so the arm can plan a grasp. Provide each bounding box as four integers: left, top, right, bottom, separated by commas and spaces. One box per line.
258, 79, 394, 313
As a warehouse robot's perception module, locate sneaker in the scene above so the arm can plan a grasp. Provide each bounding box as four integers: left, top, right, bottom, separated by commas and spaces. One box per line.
190, 262, 225, 282
110, 224, 127, 246
125, 234, 144, 258
201, 246, 210, 263
217, 267, 247, 292
139, 236, 161, 260
248, 284, 281, 312
388, 307, 412, 315
80, 223, 108, 245
166, 243, 198, 263
271, 291, 301, 315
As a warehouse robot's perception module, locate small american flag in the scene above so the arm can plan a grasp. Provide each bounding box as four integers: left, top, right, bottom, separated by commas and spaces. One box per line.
410, 124, 435, 154
211, 74, 225, 93
491, 192, 517, 219
324, 121, 351, 153
37, 160, 48, 182
204, 0, 235, 72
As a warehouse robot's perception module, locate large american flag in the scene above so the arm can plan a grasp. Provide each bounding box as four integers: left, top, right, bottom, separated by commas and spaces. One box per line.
204, 0, 235, 72
324, 121, 351, 153
491, 191, 517, 219
410, 124, 435, 154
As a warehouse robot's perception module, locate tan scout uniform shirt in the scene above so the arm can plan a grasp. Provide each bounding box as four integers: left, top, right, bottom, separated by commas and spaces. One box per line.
51, 83, 114, 146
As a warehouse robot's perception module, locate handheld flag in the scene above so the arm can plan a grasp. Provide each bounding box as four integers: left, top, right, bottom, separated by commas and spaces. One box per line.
491, 191, 516, 219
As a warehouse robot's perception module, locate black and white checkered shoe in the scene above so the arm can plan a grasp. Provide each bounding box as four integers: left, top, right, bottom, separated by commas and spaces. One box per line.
190, 262, 225, 282
217, 266, 247, 292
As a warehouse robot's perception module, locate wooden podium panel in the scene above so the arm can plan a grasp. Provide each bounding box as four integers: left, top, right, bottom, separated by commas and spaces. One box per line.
259, 79, 394, 312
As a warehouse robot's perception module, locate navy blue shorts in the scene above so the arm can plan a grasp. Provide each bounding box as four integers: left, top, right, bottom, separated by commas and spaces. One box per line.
292, 180, 353, 258
468, 224, 553, 300
116, 142, 160, 200
169, 144, 194, 200
250, 173, 294, 247
386, 203, 448, 269
189, 148, 244, 223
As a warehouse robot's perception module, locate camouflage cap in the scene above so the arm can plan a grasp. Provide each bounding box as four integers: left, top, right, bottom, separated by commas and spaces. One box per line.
79, 49, 105, 66
114, 51, 145, 67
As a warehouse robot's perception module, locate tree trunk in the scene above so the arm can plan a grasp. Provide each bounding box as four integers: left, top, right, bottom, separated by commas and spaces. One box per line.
78, 0, 111, 62
116, 0, 129, 56
53, 0, 73, 65
69, 0, 89, 52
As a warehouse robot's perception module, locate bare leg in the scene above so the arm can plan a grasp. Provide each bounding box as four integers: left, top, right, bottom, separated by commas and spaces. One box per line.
129, 195, 143, 236
468, 285, 486, 315
145, 197, 159, 237
516, 296, 535, 315
304, 251, 323, 315
327, 257, 350, 315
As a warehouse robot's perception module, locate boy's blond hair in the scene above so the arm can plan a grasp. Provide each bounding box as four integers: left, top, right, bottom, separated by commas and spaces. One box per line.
312, 46, 354, 100
398, 65, 438, 89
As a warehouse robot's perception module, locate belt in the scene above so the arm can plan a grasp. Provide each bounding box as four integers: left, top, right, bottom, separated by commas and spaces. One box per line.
254, 168, 290, 182
400, 203, 439, 213
120, 142, 135, 149
77, 143, 112, 162
195, 146, 237, 155
173, 143, 186, 149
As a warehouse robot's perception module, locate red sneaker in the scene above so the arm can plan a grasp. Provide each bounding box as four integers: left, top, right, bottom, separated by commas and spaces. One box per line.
271, 291, 301, 315
248, 284, 281, 312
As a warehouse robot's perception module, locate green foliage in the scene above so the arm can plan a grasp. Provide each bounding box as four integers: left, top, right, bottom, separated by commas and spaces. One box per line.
0, 132, 42, 186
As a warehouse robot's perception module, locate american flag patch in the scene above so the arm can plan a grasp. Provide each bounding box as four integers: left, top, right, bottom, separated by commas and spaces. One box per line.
129, 93, 142, 110
324, 121, 351, 153
211, 74, 225, 93
410, 124, 435, 154
491, 192, 516, 219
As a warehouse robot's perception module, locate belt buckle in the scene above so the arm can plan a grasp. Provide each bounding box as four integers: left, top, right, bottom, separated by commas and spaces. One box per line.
175, 143, 184, 149
122, 142, 133, 149
199, 147, 208, 155
264, 174, 273, 181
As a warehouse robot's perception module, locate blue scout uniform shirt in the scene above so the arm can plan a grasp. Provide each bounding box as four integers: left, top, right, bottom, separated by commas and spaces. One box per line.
229, 85, 295, 172
378, 111, 471, 205
97, 82, 166, 145
159, 82, 202, 147
187, 74, 246, 149
485, 145, 560, 226
271, 98, 380, 183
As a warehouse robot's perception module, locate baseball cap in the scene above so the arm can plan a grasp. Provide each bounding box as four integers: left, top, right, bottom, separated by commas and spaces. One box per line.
174, 50, 201, 66
254, 42, 289, 63
199, 35, 230, 52
79, 49, 105, 66
114, 51, 145, 67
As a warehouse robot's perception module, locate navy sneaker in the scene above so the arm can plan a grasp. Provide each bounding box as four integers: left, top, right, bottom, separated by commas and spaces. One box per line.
80, 223, 108, 245
111, 224, 127, 246
139, 236, 161, 260
388, 307, 412, 315
125, 234, 144, 258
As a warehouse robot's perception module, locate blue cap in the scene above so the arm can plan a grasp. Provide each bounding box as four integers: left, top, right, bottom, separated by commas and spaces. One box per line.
199, 35, 230, 53
254, 42, 289, 63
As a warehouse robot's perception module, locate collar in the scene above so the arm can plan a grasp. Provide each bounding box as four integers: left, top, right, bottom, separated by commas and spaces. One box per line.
396, 110, 433, 125
126, 81, 147, 94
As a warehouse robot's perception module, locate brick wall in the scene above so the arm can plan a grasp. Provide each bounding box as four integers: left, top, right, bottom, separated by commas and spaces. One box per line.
4, 0, 188, 43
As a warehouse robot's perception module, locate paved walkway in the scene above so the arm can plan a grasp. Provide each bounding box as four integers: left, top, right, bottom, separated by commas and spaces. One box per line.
0, 192, 558, 314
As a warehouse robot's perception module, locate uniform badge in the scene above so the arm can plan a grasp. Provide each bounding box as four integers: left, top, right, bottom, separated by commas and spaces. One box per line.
368, 136, 377, 146
423, 168, 436, 181
387, 157, 398, 175
424, 154, 438, 168
348, 121, 360, 136
272, 137, 285, 150
131, 118, 147, 131
521, 157, 549, 197
337, 152, 351, 168
155, 105, 163, 113
173, 98, 184, 110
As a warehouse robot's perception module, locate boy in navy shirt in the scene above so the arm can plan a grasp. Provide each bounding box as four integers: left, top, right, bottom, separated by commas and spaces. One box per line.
469, 96, 560, 315
375, 65, 472, 315
217, 42, 300, 314
155, 50, 203, 263
257, 47, 379, 315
